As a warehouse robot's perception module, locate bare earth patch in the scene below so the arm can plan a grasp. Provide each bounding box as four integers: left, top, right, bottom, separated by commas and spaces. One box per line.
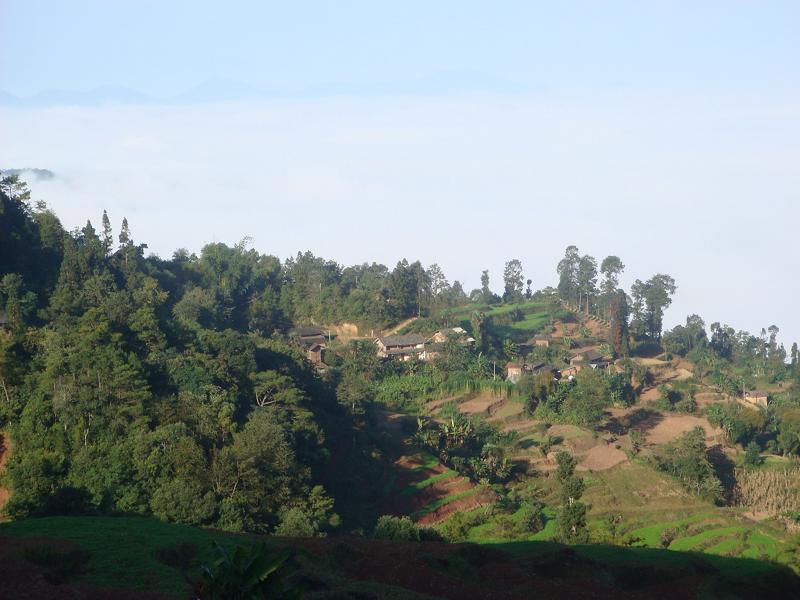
502, 418, 544, 433
458, 392, 504, 415
644, 414, 723, 446
578, 444, 629, 471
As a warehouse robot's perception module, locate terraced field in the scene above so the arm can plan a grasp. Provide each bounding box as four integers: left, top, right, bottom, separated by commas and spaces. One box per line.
381, 452, 496, 525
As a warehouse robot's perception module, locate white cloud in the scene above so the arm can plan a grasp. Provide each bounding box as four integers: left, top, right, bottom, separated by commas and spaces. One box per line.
1, 91, 798, 345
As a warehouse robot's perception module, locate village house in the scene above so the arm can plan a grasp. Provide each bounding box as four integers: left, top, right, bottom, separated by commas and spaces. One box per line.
743, 390, 770, 409
307, 343, 326, 366
375, 334, 426, 361
0, 311, 8, 331
506, 362, 524, 383
568, 349, 609, 371
428, 326, 475, 344
531, 334, 552, 348
420, 327, 476, 361
506, 360, 560, 383
288, 326, 328, 347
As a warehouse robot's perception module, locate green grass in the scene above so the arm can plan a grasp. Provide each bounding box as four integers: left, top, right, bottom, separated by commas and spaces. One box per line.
2, 515, 795, 598
401, 470, 458, 496
627, 512, 715, 547
466, 506, 557, 544
407, 453, 442, 473
0, 516, 233, 596
669, 526, 746, 551
493, 399, 525, 419
741, 532, 782, 560
707, 538, 743, 556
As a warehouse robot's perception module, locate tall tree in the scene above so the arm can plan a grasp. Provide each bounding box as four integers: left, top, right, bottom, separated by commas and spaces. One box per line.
387, 259, 418, 319
576, 255, 598, 314
502, 259, 524, 303
630, 274, 676, 340
608, 290, 629, 356
101, 210, 113, 255
427, 263, 449, 301
480, 270, 493, 304
600, 255, 625, 295
556, 245, 580, 307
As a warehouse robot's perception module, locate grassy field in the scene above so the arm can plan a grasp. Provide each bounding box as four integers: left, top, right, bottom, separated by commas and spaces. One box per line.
438, 299, 553, 341
1, 515, 796, 599
0, 516, 227, 596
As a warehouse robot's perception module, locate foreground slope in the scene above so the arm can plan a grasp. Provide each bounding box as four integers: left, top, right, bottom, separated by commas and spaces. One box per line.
0, 516, 798, 599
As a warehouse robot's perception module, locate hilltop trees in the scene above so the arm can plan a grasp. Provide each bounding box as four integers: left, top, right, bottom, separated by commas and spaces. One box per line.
503, 259, 525, 303
662, 315, 708, 357
630, 274, 677, 341
557, 246, 580, 307
575, 255, 598, 314
600, 256, 625, 295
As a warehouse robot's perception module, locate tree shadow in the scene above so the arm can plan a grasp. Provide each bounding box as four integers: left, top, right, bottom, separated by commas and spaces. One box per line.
602, 408, 663, 436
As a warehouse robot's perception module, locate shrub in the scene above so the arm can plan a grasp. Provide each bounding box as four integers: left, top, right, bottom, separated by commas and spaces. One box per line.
743, 441, 763, 467
373, 515, 441, 542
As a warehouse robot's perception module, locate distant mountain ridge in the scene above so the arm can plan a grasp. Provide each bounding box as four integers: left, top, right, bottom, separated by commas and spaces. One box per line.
0, 73, 539, 107
3, 168, 55, 181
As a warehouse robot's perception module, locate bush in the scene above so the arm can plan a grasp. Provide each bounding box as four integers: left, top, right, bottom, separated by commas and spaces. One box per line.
743, 441, 763, 467
373, 515, 441, 542
516, 501, 545, 534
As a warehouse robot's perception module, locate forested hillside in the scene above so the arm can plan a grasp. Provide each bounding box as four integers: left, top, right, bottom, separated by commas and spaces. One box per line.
3, 170, 800, 598
0, 173, 403, 534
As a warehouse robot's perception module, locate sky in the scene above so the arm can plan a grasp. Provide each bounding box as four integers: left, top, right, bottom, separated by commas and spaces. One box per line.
1, 1, 799, 345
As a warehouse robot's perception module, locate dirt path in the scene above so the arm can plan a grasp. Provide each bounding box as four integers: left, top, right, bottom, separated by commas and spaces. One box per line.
381, 317, 419, 336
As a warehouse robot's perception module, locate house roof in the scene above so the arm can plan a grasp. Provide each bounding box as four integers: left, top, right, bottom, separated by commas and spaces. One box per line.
506, 362, 523, 369
0, 311, 7, 325
386, 346, 423, 356
573, 350, 603, 362
289, 326, 325, 338
745, 390, 770, 398
377, 334, 425, 347
307, 343, 324, 352
533, 334, 551, 340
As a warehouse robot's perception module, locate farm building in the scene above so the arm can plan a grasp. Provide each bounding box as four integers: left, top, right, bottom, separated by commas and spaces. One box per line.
375, 334, 426, 361
743, 390, 770, 409
569, 349, 609, 371
307, 343, 326, 366
428, 327, 475, 345
422, 327, 476, 360
531, 334, 552, 348
506, 360, 559, 383
289, 326, 328, 347
506, 362, 524, 383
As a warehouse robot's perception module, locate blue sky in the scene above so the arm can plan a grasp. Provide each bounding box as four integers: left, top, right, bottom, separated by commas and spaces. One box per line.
1, 2, 799, 346
2, 1, 799, 96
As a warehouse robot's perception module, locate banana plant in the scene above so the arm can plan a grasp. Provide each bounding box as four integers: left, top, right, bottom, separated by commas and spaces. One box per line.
194, 542, 299, 600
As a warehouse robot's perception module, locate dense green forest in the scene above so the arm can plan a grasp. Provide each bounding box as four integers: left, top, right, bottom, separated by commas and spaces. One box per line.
2, 169, 800, 585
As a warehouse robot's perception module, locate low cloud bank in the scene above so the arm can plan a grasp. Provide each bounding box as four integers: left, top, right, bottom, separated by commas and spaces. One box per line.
1, 91, 798, 344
